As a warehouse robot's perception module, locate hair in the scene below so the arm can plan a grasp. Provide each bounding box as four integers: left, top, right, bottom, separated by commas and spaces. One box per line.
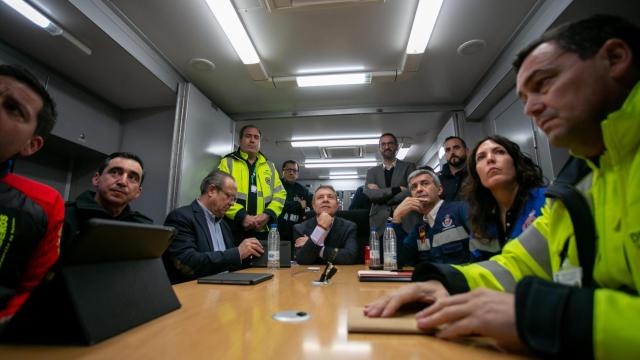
314, 184, 337, 198
200, 169, 234, 195
444, 135, 467, 149
281, 160, 298, 170
379, 133, 398, 145
407, 169, 441, 188
97, 152, 146, 184
514, 14, 640, 72
238, 124, 261, 139
0, 64, 57, 138
461, 135, 545, 240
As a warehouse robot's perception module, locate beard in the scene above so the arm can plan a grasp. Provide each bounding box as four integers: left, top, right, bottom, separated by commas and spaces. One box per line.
448, 155, 466, 167
381, 149, 396, 161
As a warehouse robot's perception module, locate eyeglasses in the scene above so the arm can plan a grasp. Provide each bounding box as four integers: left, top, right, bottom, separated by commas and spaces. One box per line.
218, 189, 236, 202
380, 142, 397, 148
284, 168, 299, 173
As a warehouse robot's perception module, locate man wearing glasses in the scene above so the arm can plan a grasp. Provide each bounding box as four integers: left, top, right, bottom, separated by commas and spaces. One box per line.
364, 133, 416, 238
163, 170, 264, 283
62, 152, 152, 253
277, 160, 312, 247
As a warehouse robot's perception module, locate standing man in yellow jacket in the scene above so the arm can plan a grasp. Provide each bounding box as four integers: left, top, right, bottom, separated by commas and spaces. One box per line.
365, 15, 640, 359
218, 125, 286, 240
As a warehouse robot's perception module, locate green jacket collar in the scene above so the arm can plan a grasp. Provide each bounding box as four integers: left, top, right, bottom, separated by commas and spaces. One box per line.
232, 148, 267, 164
576, 81, 640, 170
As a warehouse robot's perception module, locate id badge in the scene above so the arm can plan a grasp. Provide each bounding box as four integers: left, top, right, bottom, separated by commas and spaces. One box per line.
553, 258, 582, 287
250, 184, 257, 193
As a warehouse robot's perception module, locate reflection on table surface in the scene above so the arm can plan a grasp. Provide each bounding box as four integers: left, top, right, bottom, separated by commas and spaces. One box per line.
0, 265, 529, 359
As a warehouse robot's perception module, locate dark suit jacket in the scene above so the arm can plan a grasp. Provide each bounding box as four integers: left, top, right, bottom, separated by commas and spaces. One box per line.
363, 160, 416, 235
293, 216, 357, 265
163, 200, 241, 283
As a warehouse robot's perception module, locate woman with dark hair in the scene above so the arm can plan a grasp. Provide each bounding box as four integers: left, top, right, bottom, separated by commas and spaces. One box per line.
462, 135, 546, 260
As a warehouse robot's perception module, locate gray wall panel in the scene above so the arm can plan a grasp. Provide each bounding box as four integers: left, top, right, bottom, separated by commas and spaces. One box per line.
173, 84, 234, 208
47, 75, 122, 154
120, 107, 176, 223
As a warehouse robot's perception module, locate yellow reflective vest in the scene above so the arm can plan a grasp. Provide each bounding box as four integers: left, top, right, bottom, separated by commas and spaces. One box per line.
218, 150, 286, 232
426, 83, 640, 359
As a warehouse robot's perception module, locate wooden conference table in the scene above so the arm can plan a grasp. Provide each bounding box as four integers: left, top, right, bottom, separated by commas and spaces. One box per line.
0, 266, 528, 359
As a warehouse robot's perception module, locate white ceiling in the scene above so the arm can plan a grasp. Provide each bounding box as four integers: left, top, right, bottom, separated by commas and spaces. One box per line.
1, 0, 638, 180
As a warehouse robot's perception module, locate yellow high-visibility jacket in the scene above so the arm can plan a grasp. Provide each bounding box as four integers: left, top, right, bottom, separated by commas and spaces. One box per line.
414, 82, 640, 359
218, 150, 286, 232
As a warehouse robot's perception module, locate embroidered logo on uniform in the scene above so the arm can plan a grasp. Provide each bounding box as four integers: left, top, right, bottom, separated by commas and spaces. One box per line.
264, 173, 272, 185
0, 214, 8, 246
442, 214, 454, 230
522, 210, 537, 231
417, 225, 429, 251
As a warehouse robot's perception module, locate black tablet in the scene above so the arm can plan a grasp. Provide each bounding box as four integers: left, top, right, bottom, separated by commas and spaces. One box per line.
65, 218, 176, 264
197, 272, 273, 285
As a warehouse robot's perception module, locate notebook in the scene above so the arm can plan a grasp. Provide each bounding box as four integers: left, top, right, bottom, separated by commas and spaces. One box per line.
357, 270, 413, 282
347, 307, 436, 334
197, 272, 274, 285
250, 241, 292, 268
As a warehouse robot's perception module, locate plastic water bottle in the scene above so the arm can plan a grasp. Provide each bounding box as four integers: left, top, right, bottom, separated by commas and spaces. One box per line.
369, 227, 382, 270
267, 224, 280, 270
383, 223, 397, 271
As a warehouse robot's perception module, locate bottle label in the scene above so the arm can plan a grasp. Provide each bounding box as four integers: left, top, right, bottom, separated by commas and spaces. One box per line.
268, 251, 280, 260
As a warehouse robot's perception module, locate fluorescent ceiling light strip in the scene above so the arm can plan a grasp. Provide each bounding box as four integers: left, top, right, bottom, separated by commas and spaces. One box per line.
396, 147, 410, 160
305, 162, 377, 168
291, 138, 379, 147
297, 72, 371, 87
292, 134, 380, 141
330, 171, 357, 175
2, 0, 50, 28
205, 0, 260, 64
329, 175, 361, 180
297, 65, 365, 75
305, 158, 377, 164
406, 0, 444, 54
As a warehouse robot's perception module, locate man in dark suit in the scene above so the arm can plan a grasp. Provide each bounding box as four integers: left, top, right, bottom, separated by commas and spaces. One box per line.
163, 170, 264, 283
364, 133, 416, 237
293, 185, 358, 265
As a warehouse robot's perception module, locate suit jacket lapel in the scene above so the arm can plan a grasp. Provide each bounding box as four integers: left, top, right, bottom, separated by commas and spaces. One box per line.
191, 201, 214, 252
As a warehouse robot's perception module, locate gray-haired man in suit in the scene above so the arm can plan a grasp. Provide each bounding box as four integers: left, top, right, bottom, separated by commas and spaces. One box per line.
364, 133, 416, 237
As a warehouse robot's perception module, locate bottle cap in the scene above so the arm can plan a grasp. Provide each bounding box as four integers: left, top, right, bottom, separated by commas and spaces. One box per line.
270, 224, 278, 229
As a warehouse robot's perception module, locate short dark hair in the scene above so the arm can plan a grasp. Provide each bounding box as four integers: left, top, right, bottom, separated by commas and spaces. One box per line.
97, 152, 146, 184
239, 125, 261, 139
0, 64, 57, 138
514, 14, 640, 72
462, 136, 545, 240
314, 185, 337, 198
379, 133, 398, 145
282, 160, 298, 170
200, 169, 233, 195
444, 136, 467, 149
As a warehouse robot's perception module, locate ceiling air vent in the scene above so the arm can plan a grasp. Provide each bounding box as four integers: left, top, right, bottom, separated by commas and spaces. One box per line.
322, 146, 363, 159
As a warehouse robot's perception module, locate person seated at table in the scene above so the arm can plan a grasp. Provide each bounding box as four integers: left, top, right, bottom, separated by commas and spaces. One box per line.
61, 152, 153, 254
294, 185, 357, 265
392, 169, 470, 267
462, 135, 546, 260
163, 170, 264, 283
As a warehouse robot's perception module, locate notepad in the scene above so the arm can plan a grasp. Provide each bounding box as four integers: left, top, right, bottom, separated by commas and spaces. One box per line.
347, 307, 436, 334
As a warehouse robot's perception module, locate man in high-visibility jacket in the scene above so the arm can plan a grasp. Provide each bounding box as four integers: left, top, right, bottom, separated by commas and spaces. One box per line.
218, 125, 286, 240
365, 15, 640, 359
